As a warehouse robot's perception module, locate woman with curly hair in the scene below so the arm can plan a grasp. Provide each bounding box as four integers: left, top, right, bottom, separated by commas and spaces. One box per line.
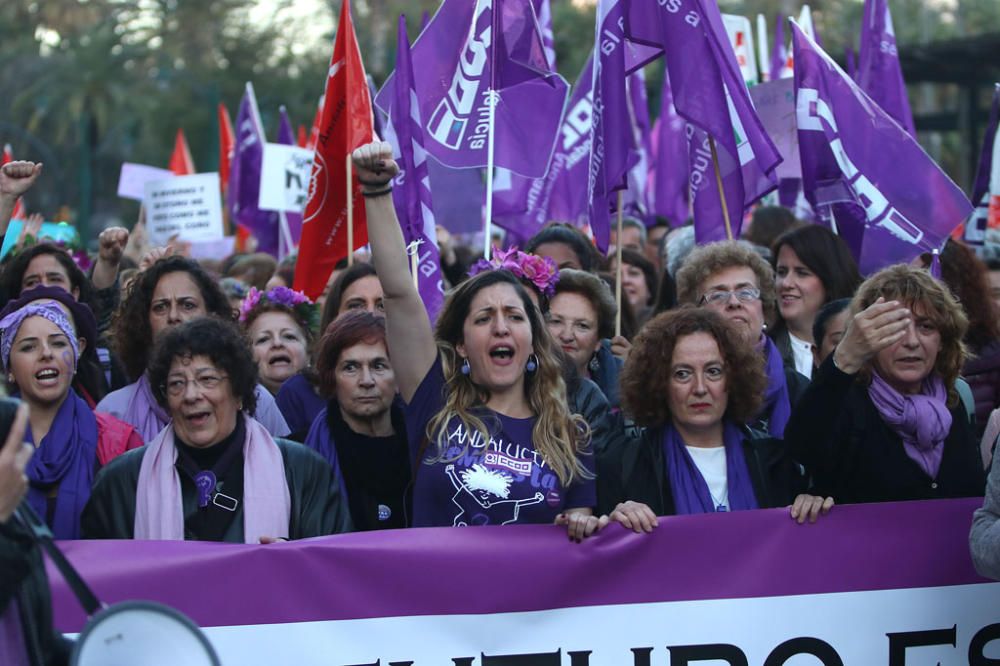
784, 264, 986, 503
96, 255, 289, 441
603, 307, 829, 531
352, 141, 598, 539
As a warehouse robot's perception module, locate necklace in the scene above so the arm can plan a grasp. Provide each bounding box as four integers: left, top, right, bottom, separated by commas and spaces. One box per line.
709, 486, 729, 512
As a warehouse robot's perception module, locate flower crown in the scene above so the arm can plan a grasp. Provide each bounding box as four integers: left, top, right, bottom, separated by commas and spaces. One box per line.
468, 247, 560, 297
238, 286, 319, 333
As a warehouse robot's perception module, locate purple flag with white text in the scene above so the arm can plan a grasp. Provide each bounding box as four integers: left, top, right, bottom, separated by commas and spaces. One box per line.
376, 0, 569, 179
650, 74, 689, 226
966, 84, 1000, 245
531, 0, 557, 70
385, 15, 445, 322
229, 82, 279, 256
792, 22, 972, 274
856, 0, 915, 137
625, 0, 781, 242
623, 67, 653, 222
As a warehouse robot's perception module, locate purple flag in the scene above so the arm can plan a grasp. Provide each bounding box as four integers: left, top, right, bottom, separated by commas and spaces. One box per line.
276, 106, 303, 254
845, 48, 857, 80
420, 10, 431, 31
376, 0, 569, 179
966, 84, 1000, 245
792, 22, 972, 274
229, 82, 279, 256
493, 56, 596, 235
623, 67, 652, 222
625, 0, 781, 243
856, 0, 915, 137
649, 74, 689, 226
771, 14, 789, 81
531, 0, 557, 70
386, 15, 445, 322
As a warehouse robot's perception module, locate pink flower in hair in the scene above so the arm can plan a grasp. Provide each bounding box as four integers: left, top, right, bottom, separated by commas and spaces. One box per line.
238, 287, 263, 322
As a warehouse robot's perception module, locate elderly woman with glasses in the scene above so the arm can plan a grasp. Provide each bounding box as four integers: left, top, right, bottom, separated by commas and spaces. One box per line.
675, 241, 808, 438
82, 317, 351, 542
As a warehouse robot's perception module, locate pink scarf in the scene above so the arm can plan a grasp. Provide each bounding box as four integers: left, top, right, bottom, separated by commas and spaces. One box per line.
134, 417, 291, 543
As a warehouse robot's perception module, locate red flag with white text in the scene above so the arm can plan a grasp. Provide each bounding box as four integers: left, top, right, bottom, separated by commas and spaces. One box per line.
293, 0, 374, 299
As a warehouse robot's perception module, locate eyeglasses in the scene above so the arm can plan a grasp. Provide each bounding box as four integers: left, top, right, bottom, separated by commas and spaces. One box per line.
700, 287, 761, 307
162, 374, 228, 397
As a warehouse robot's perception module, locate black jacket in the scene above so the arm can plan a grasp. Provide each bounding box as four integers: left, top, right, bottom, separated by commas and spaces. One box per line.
0, 511, 72, 666
600, 424, 808, 516
784, 356, 986, 504
81, 437, 352, 540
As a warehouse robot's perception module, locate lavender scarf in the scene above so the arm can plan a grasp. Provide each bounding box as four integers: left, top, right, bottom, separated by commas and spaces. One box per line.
123, 375, 171, 443
0, 301, 79, 371
662, 422, 760, 514
758, 336, 792, 437
868, 371, 952, 479
24, 391, 98, 540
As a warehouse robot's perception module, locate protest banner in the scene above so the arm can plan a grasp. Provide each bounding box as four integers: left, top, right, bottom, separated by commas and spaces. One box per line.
116, 163, 174, 201
259, 142, 313, 214
50, 499, 997, 665
144, 173, 224, 245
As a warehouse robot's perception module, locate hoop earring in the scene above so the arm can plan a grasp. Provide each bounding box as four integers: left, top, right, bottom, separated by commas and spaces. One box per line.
525, 353, 539, 373
460, 358, 471, 375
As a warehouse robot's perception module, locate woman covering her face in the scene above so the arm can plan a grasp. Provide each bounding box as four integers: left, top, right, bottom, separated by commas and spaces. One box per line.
96, 255, 290, 441
82, 317, 351, 542
601, 307, 831, 531
351, 141, 599, 541
784, 265, 986, 504
0, 297, 142, 539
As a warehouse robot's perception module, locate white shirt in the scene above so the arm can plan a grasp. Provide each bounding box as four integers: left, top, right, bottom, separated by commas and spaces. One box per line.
686, 446, 728, 511
788, 332, 814, 380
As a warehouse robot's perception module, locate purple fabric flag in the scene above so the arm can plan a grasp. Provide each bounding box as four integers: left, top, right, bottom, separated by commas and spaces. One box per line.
966, 84, 1000, 245
493, 56, 596, 235
771, 14, 789, 80
650, 73, 689, 226
623, 67, 653, 222
625, 0, 781, 243
276, 106, 303, 253
376, 0, 569, 179
228, 82, 279, 256
420, 10, 431, 31
386, 15, 445, 322
856, 0, 915, 138
792, 22, 972, 274
366, 74, 384, 140
845, 48, 857, 80
531, 0, 557, 70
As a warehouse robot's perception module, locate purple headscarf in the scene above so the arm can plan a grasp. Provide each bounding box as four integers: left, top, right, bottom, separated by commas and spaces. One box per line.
0, 301, 79, 372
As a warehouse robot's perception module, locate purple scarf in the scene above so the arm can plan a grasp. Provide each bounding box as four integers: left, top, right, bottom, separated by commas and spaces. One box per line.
124, 374, 171, 443
868, 371, 952, 479
662, 422, 760, 514
24, 391, 98, 540
0, 600, 29, 666
759, 336, 792, 437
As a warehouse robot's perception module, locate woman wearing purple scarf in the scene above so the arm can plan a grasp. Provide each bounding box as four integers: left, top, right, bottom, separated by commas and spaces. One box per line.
0, 300, 142, 540
784, 265, 986, 504
601, 307, 831, 531
675, 241, 809, 438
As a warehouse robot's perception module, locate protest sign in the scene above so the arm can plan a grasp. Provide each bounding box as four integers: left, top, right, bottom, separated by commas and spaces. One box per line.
749, 77, 800, 179
722, 14, 759, 85
116, 163, 174, 201
144, 173, 224, 245
258, 142, 313, 213
50, 499, 996, 665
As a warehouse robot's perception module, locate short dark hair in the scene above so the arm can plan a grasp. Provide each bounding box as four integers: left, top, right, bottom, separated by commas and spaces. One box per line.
772, 225, 862, 303
113, 255, 233, 380
812, 298, 851, 346
619, 248, 657, 307
320, 262, 379, 334
525, 224, 599, 272
147, 317, 258, 415
621, 306, 766, 428
315, 310, 388, 399
743, 205, 801, 249
0, 242, 95, 305
552, 269, 617, 340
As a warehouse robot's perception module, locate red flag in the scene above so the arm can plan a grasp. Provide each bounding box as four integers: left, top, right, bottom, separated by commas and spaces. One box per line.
293, 0, 374, 299
297, 124, 307, 148
306, 99, 323, 152
168, 129, 195, 176
2, 145, 27, 220
218, 104, 235, 191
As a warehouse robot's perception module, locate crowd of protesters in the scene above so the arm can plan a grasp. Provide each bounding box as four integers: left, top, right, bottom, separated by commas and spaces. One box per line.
2, 141, 1000, 660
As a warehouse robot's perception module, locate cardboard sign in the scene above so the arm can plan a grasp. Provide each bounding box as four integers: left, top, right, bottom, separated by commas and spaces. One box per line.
144, 173, 224, 245
259, 143, 314, 213
723, 14, 759, 85
117, 163, 174, 201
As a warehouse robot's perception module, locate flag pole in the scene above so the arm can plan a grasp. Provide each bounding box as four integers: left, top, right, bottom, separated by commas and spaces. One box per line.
346, 153, 354, 266
708, 137, 734, 241
615, 191, 624, 338
483, 90, 497, 259
278, 209, 294, 260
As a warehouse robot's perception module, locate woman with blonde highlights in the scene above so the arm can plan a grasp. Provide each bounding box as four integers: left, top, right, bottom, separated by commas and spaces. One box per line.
351, 141, 597, 539
785, 264, 985, 504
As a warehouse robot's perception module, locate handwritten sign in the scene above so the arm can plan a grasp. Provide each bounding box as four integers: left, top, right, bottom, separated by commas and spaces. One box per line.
144, 173, 224, 245
259, 143, 314, 213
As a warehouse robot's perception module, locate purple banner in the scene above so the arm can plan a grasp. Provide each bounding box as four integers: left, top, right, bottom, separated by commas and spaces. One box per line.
856, 0, 915, 137
228, 82, 279, 256
50, 499, 986, 632
793, 22, 972, 274
376, 0, 569, 179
